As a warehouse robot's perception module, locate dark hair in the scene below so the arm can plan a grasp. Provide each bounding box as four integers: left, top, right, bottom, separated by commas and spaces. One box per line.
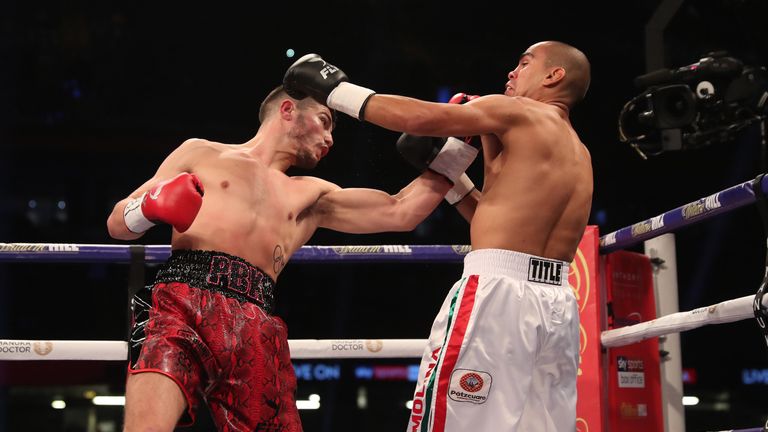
258, 85, 289, 123
257, 85, 337, 126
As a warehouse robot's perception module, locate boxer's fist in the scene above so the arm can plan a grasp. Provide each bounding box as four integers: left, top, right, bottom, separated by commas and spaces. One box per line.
283, 54, 349, 103
283, 53, 376, 120
448, 92, 479, 105
396, 133, 478, 185
448, 92, 480, 145
123, 172, 204, 234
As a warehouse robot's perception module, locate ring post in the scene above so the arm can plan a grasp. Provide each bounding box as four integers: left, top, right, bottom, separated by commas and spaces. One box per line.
645, 234, 685, 432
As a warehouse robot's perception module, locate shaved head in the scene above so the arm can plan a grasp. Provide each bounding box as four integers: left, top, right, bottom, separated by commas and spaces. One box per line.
534, 41, 591, 105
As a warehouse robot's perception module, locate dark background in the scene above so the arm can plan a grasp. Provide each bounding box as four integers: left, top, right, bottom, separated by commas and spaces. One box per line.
2, 0, 768, 431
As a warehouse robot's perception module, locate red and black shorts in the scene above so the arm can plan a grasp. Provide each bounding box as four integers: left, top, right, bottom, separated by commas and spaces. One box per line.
129, 249, 301, 431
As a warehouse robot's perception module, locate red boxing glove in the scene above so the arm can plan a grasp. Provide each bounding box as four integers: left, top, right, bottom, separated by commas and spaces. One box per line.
448, 92, 480, 145
448, 92, 480, 105
123, 172, 204, 234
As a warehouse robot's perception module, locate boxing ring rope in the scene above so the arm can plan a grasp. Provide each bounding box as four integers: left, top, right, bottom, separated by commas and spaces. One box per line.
602, 294, 768, 347
597, 173, 768, 346
0, 244, 467, 361
1, 174, 767, 360
0, 243, 468, 263
2, 175, 768, 430
599, 173, 768, 253
599, 173, 768, 431
0, 339, 428, 361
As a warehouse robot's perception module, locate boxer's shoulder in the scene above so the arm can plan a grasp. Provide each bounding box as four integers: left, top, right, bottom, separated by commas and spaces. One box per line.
178, 138, 225, 154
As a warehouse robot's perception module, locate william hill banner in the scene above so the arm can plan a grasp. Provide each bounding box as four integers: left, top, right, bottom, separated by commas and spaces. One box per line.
604, 250, 663, 431
571, 226, 603, 432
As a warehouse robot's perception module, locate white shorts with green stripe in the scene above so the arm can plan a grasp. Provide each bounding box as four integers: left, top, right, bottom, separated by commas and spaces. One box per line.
407, 248, 579, 432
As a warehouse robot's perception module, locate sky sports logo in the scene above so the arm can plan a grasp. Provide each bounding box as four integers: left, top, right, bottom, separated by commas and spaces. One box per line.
617, 356, 645, 388
617, 356, 644, 372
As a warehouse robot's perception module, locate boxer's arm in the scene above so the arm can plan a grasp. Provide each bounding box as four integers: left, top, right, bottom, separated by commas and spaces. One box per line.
452, 187, 482, 223
106, 139, 203, 240
107, 179, 161, 240
362, 94, 514, 138
282, 54, 519, 138
313, 171, 451, 234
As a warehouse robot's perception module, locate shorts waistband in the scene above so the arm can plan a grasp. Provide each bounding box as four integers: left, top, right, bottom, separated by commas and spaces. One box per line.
462, 248, 570, 287
154, 249, 275, 313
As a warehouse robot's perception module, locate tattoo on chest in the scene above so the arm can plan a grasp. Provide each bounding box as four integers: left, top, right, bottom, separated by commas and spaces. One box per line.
273, 245, 286, 275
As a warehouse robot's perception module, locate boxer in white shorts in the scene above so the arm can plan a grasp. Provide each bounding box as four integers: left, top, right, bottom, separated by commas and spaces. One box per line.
282, 41, 593, 431
408, 249, 579, 432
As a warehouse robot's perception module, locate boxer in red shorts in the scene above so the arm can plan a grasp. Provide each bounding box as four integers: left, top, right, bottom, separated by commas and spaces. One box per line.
129, 250, 293, 430
107, 84, 479, 431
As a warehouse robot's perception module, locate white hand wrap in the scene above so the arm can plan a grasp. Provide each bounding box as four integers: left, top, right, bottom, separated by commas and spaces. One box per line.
123, 193, 155, 234
428, 137, 479, 184
445, 173, 476, 205
327, 82, 376, 120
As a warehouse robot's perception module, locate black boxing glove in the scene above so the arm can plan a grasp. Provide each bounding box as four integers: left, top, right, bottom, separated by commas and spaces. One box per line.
283, 53, 375, 120
396, 134, 478, 186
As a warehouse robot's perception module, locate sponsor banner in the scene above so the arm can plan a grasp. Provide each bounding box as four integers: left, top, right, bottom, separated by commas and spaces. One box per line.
451, 245, 472, 255
331, 245, 413, 255
742, 368, 768, 385
329, 339, 384, 353
0, 340, 34, 355
680, 193, 722, 220
0, 243, 79, 253
293, 362, 341, 381
605, 251, 663, 431
371, 365, 409, 381
571, 226, 603, 432
617, 356, 646, 388
287, 339, 425, 359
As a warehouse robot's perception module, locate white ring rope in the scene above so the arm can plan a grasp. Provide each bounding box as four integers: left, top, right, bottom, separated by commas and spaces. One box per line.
0, 340, 128, 361
601, 294, 767, 347
4, 293, 763, 361
0, 338, 427, 361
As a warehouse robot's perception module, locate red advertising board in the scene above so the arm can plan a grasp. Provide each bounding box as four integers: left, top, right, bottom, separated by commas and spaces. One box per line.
604, 250, 663, 431
571, 226, 604, 432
